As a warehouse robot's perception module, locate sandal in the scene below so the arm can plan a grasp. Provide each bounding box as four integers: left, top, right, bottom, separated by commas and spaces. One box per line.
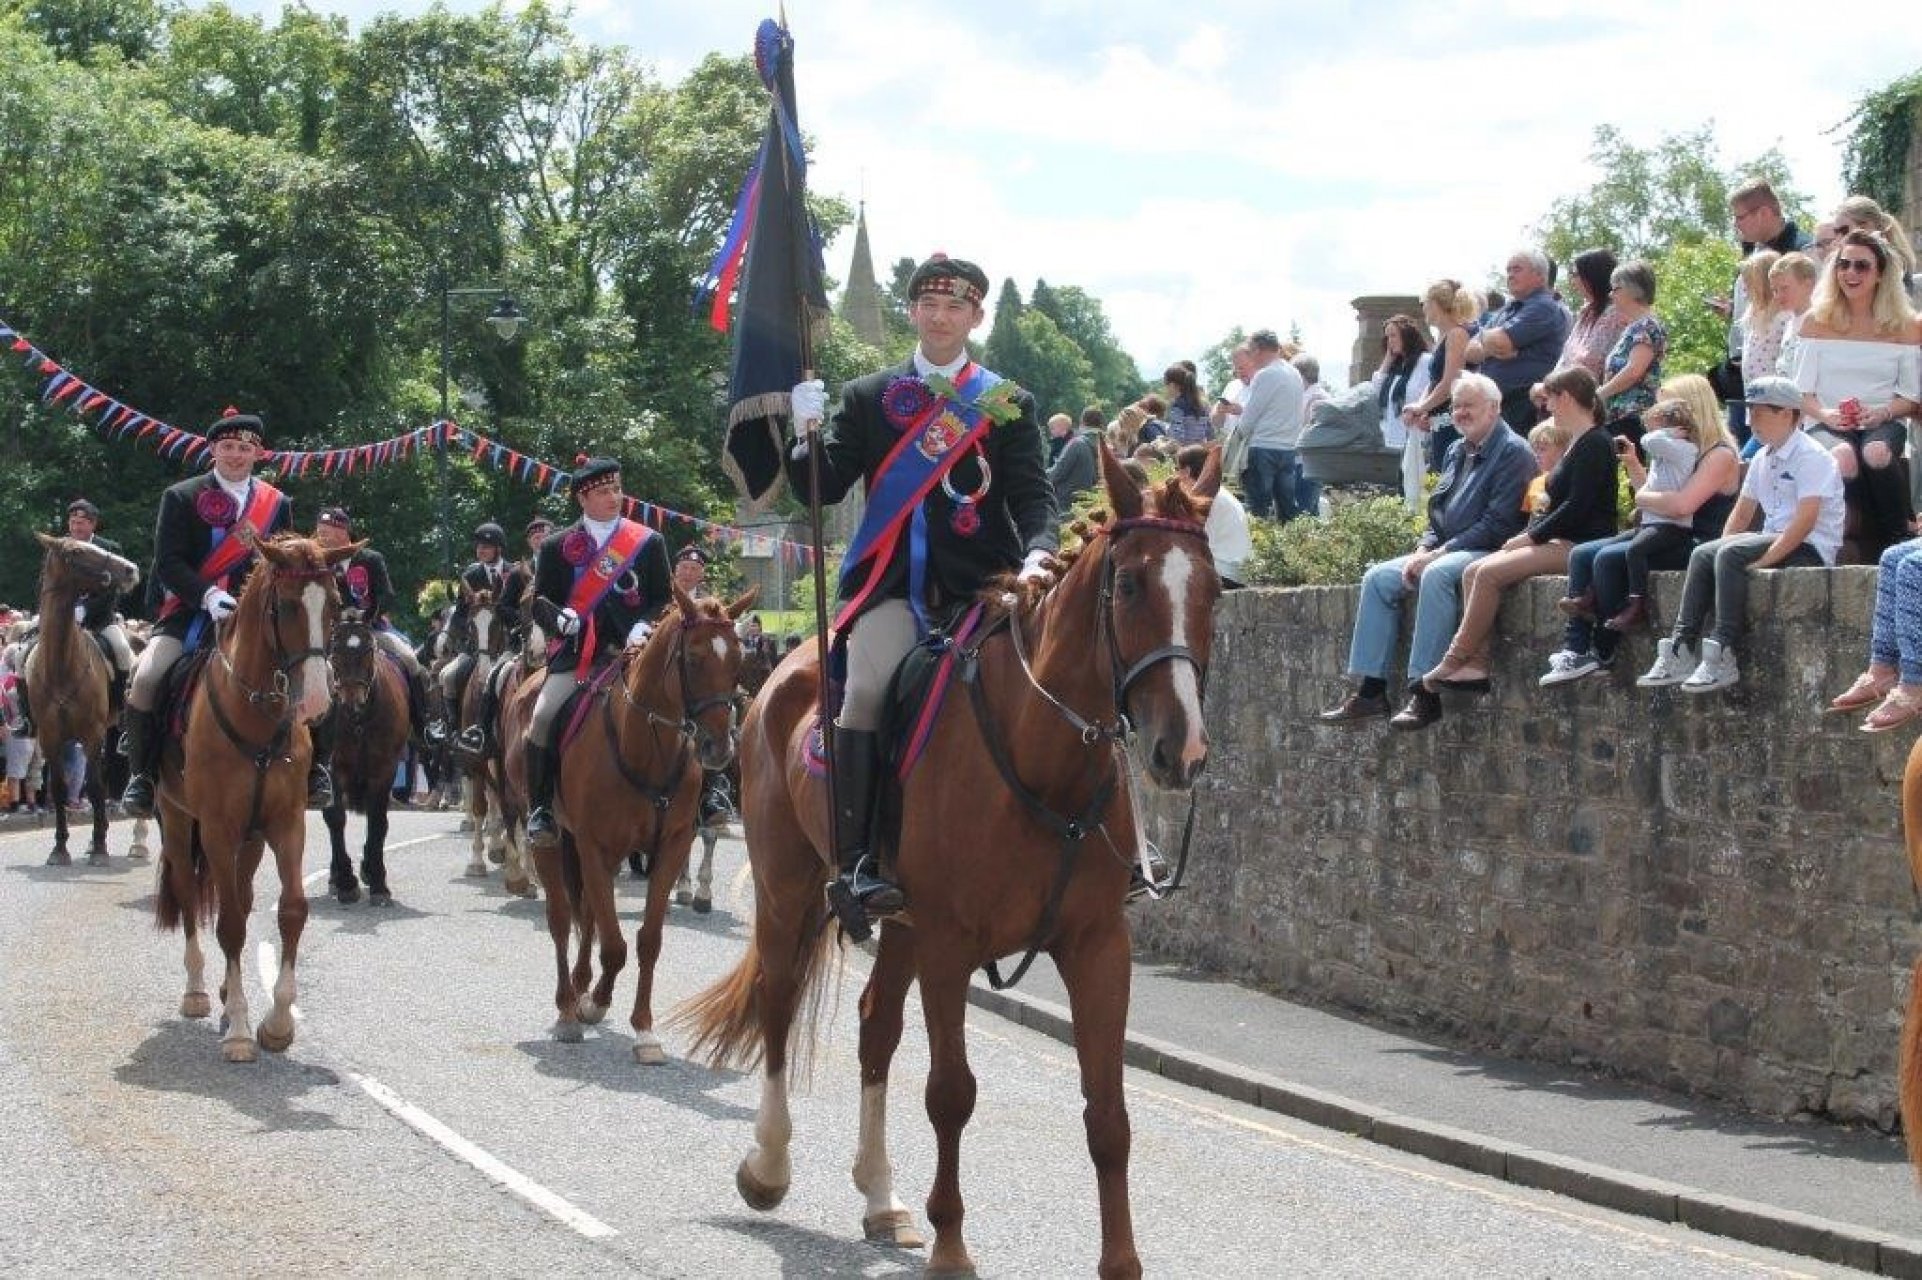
1826, 670, 1895, 715
1861, 687, 1922, 734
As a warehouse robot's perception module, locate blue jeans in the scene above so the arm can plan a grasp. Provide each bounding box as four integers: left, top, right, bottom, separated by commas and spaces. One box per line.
1244, 446, 1298, 522
1294, 462, 1321, 519
1870, 538, 1922, 683
1348, 550, 1483, 681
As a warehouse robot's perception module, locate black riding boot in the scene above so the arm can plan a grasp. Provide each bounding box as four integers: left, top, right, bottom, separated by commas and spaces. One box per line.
455, 668, 499, 758
525, 740, 560, 852
823, 726, 902, 943
405, 668, 434, 748
307, 714, 336, 809
119, 707, 158, 818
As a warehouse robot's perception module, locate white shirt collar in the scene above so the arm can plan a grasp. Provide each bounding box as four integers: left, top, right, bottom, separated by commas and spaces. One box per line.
582, 514, 619, 544
912, 347, 969, 379
216, 473, 251, 504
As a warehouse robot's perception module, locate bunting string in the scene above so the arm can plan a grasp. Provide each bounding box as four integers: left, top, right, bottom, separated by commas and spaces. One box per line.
0, 315, 820, 571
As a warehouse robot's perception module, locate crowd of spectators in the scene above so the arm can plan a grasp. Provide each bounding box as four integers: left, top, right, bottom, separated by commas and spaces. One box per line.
1305, 179, 1922, 732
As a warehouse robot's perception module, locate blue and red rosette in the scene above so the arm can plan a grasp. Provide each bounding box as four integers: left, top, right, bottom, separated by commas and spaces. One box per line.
194, 488, 238, 529
882, 377, 935, 431
560, 529, 595, 567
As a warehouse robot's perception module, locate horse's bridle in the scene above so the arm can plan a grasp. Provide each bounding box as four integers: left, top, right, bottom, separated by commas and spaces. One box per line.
1009, 515, 1212, 745
618, 614, 740, 743
326, 618, 382, 715
603, 613, 740, 851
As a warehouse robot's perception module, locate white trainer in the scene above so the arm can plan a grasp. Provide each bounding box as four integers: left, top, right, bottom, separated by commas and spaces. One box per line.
1636, 638, 1698, 688
1682, 639, 1739, 693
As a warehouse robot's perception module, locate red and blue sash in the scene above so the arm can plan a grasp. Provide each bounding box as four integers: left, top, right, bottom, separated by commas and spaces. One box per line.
157, 480, 285, 628
836, 363, 1000, 635
564, 518, 653, 678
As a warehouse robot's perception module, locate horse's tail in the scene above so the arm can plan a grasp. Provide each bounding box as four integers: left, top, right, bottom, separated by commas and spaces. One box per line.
154, 823, 213, 931
672, 906, 837, 1077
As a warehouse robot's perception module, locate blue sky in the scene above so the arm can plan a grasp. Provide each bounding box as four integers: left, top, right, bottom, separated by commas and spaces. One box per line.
232, 0, 1920, 386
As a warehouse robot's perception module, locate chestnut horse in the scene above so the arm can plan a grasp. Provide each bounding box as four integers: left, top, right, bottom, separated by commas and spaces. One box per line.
1898, 735, 1922, 1172
507, 583, 753, 1060
676, 445, 1220, 1278
23, 533, 140, 866
154, 532, 356, 1063
320, 617, 411, 905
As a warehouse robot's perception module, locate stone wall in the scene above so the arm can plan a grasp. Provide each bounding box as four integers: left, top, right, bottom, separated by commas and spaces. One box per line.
1133, 567, 1921, 1126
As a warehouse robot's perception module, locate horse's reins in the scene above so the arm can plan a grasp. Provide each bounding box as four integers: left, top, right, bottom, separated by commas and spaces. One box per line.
327, 620, 391, 795
204, 563, 335, 836
601, 614, 738, 855
964, 515, 1211, 990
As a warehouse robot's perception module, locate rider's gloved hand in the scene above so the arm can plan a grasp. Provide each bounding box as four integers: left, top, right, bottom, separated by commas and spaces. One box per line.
790, 379, 827, 433
626, 620, 652, 646
202, 586, 238, 620
1015, 549, 1056, 585
553, 607, 580, 637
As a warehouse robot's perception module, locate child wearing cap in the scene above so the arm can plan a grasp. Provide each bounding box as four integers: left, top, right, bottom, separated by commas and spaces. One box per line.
1637, 375, 1844, 694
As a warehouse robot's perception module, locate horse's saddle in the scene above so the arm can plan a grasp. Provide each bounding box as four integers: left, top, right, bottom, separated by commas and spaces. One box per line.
160, 649, 215, 742
804, 602, 990, 784
555, 655, 627, 756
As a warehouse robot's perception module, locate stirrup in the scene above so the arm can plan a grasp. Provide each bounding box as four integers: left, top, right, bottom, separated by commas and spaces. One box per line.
308, 767, 335, 809
121, 776, 155, 818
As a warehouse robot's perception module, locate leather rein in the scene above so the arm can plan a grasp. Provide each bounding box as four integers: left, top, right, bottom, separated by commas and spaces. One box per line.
600, 614, 738, 855
961, 515, 1211, 990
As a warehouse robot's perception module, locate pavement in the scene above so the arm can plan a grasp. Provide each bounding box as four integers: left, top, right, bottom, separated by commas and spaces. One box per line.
970, 953, 1922, 1277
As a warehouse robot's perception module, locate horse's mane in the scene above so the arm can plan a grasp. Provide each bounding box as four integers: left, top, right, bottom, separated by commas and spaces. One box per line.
236, 534, 331, 613
978, 474, 1215, 626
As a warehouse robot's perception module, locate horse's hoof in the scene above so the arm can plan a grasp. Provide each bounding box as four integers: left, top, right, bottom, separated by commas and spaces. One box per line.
180, 992, 211, 1019
86, 847, 109, 867
257, 1022, 295, 1053
673, 888, 691, 906
488, 847, 506, 865
924, 1263, 977, 1278
463, 863, 489, 878
551, 1019, 584, 1044
127, 843, 150, 861
334, 881, 361, 905
576, 997, 606, 1025
692, 895, 712, 915
736, 1158, 788, 1211
222, 1038, 258, 1064
632, 1037, 667, 1066
368, 890, 393, 907
863, 1209, 925, 1249
504, 876, 534, 898
45, 848, 71, 867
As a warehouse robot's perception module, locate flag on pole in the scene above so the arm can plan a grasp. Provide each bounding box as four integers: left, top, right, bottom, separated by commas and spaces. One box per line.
715, 17, 829, 511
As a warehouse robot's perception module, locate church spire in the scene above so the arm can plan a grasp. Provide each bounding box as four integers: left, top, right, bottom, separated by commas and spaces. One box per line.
840, 200, 886, 347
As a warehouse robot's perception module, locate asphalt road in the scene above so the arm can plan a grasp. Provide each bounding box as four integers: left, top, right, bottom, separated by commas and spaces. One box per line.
0, 810, 1866, 1278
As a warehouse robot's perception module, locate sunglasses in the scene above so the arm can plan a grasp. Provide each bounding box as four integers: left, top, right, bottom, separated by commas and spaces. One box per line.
1836, 257, 1878, 274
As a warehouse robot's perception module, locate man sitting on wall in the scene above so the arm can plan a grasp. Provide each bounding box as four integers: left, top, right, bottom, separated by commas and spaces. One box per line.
1316, 372, 1534, 731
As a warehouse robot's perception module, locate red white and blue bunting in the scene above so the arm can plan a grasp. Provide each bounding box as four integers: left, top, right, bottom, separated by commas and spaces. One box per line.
1, 315, 819, 570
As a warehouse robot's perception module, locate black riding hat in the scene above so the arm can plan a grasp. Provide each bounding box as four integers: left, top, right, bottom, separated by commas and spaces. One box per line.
473, 522, 507, 549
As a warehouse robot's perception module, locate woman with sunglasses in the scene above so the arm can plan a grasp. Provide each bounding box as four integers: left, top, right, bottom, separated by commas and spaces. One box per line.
1791, 229, 1921, 558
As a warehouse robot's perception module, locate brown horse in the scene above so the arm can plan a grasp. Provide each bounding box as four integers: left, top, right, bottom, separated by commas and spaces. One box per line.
453, 590, 508, 880
1898, 735, 1922, 1172
676, 444, 1220, 1278
153, 532, 357, 1063
23, 533, 140, 866
512, 583, 754, 1059
320, 617, 411, 905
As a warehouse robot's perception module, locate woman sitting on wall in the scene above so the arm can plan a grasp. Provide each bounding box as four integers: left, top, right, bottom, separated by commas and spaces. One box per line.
1420, 366, 1619, 695
1793, 229, 1921, 559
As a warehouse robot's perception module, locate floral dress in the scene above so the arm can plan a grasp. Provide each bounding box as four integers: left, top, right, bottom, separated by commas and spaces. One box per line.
1603, 314, 1667, 419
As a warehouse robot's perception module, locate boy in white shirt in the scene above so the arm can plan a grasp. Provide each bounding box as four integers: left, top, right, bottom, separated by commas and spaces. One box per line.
1638, 376, 1844, 693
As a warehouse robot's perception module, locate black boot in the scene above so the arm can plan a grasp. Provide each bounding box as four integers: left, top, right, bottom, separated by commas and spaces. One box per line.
405, 668, 435, 748
823, 726, 901, 943
308, 714, 337, 809
454, 668, 499, 759
525, 740, 560, 852
119, 707, 158, 818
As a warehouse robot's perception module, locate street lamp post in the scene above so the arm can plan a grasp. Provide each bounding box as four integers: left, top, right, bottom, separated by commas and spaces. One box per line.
435, 265, 524, 578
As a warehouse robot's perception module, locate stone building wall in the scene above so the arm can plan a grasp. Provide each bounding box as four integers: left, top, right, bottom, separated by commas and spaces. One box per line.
1132, 567, 1920, 1126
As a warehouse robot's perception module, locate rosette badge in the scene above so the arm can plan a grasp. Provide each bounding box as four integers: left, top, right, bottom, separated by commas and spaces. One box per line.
882, 377, 936, 431
560, 529, 597, 567
194, 488, 239, 529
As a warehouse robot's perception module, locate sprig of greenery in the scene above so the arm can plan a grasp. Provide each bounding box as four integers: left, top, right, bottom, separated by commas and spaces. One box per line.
923, 372, 1026, 425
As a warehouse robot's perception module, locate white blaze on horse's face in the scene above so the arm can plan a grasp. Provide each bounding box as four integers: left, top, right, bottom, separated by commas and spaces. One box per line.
296, 582, 333, 724
710, 634, 729, 663
472, 607, 495, 654
1156, 545, 1209, 777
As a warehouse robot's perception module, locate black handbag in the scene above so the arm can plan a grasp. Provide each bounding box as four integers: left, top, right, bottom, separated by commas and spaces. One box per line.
1706, 354, 1744, 403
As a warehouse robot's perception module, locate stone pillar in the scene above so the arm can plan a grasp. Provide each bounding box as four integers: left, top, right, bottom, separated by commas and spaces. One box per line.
1350, 294, 1423, 386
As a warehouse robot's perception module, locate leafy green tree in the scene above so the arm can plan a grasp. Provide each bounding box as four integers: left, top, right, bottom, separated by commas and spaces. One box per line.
981, 277, 1024, 374
1030, 279, 1142, 408
1199, 326, 1247, 396
1537, 123, 1811, 265
5, 0, 167, 63
1005, 309, 1096, 423
1650, 238, 1742, 389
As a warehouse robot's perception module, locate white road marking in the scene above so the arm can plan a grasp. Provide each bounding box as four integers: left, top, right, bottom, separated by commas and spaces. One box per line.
349, 1071, 618, 1240
300, 833, 443, 889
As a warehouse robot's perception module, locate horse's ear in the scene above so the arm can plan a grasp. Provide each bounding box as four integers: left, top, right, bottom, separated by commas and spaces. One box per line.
1098, 442, 1143, 520
1192, 445, 1223, 499
34, 531, 58, 550
726, 586, 760, 620
323, 539, 365, 567
670, 579, 697, 621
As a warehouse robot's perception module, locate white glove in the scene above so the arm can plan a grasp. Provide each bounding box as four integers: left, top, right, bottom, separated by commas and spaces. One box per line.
202, 586, 238, 620
73, 604, 87, 624
625, 620, 652, 646
1016, 549, 1054, 584
554, 607, 580, 638
790, 379, 827, 434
